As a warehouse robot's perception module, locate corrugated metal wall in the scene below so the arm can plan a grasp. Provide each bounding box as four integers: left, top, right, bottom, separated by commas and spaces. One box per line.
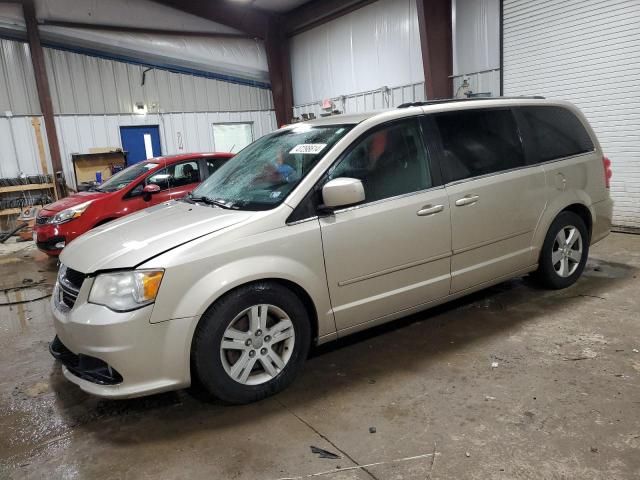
54, 111, 277, 185
43, 48, 273, 115
0, 116, 51, 177
503, 0, 640, 229
0, 39, 40, 115
0, 38, 277, 185
0, 39, 274, 116
451, 0, 500, 98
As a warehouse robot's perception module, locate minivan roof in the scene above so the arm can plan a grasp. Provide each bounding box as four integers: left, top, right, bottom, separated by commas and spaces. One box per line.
299, 96, 554, 127
301, 112, 380, 126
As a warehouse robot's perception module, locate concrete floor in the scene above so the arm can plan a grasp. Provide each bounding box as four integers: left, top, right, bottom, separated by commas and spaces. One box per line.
0, 233, 639, 479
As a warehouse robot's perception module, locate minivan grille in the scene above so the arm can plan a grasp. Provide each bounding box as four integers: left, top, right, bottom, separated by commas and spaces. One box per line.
57, 265, 85, 309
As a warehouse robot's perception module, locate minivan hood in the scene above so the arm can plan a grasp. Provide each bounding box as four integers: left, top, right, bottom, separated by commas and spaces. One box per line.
42, 191, 106, 213
60, 201, 254, 273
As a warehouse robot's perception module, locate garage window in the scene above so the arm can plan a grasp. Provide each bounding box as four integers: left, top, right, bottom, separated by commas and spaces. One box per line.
434, 109, 525, 183
213, 123, 253, 153
516, 106, 595, 164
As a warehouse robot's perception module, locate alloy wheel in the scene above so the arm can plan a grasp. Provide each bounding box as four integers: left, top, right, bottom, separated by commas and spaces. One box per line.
551, 225, 583, 278
220, 304, 296, 385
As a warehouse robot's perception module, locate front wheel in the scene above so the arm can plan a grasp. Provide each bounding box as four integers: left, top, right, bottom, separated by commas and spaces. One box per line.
191, 282, 311, 404
533, 211, 589, 289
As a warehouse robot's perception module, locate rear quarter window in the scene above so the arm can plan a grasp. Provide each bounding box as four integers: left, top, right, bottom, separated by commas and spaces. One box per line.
516, 106, 595, 163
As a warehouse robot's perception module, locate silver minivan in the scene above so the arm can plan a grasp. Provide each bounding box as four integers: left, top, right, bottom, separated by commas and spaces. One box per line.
50, 98, 613, 404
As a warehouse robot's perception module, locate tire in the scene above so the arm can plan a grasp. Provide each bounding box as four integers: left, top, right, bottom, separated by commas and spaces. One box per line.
191, 282, 311, 404
533, 211, 589, 290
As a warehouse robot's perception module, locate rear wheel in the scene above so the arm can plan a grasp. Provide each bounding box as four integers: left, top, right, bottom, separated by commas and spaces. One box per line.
534, 211, 589, 289
191, 282, 310, 404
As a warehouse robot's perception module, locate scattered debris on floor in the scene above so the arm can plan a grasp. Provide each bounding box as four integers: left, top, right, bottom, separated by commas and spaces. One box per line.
369, 426, 376, 434
465, 452, 471, 458
310, 446, 340, 460
491, 361, 499, 368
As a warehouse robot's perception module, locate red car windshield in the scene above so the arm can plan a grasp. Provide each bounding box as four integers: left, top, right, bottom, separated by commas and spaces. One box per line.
96, 162, 159, 192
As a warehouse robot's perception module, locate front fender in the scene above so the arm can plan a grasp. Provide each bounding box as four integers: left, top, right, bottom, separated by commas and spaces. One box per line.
145, 219, 336, 339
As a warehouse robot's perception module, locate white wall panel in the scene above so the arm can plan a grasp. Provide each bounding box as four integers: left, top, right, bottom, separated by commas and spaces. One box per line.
290, 0, 424, 106
452, 0, 500, 75
503, 0, 640, 229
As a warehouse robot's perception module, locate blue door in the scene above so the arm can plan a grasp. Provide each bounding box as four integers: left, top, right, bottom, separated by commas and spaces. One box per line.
120, 125, 162, 165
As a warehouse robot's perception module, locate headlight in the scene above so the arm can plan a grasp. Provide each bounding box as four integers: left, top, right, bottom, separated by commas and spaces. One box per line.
51, 201, 93, 225
89, 270, 164, 312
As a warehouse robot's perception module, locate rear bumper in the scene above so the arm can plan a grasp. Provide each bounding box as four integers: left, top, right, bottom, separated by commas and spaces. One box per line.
51, 288, 198, 399
591, 197, 613, 245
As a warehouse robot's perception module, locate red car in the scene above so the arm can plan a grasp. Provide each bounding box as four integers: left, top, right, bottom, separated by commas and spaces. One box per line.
34, 152, 233, 256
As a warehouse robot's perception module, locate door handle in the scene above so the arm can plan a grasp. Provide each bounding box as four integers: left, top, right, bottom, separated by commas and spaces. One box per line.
417, 204, 444, 216
455, 194, 479, 207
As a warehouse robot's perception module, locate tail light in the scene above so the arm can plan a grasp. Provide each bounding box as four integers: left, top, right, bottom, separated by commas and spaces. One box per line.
602, 156, 612, 188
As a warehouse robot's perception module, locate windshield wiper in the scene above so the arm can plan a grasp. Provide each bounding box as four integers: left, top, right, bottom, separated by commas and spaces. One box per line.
204, 197, 234, 209
186, 193, 233, 209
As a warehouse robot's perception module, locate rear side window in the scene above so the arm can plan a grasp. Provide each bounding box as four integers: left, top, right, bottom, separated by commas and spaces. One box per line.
434, 109, 525, 183
517, 106, 595, 163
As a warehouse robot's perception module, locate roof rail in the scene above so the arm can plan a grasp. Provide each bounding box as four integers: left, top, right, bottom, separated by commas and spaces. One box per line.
397, 96, 546, 109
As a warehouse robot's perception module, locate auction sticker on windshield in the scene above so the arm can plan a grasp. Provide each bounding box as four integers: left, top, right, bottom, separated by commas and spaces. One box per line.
289, 144, 327, 155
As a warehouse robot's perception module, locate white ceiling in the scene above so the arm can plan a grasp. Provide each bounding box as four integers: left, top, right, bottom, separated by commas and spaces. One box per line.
244, 0, 313, 13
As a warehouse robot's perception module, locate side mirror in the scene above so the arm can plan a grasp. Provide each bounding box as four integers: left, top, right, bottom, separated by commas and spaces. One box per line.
142, 184, 160, 201
321, 177, 365, 210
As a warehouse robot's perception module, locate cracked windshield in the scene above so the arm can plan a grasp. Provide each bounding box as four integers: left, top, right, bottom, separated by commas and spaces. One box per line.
188, 124, 352, 210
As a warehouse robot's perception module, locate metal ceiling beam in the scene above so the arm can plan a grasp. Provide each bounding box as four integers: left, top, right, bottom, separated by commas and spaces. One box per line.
39, 20, 254, 39
22, 0, 64, 196
284, 0, 377, 36
416, 0, 453, 99
154, 0, 270, 38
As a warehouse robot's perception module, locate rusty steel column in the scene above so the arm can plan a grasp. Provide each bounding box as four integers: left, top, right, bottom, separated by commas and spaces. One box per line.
23, 0, 64, 197
265, 18, 294, 127
416, 0, 453, 99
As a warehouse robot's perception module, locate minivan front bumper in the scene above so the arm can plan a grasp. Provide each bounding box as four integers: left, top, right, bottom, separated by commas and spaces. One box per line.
51, 294, 197, 399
